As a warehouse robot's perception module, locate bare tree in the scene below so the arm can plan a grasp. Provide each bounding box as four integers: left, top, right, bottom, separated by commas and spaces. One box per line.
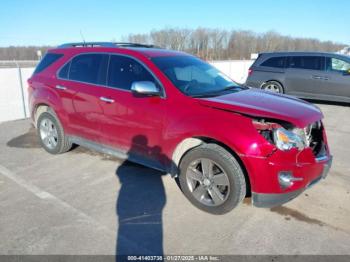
0, 28, 346, 60
126, 27, 345, 60
0, 46, 52, 60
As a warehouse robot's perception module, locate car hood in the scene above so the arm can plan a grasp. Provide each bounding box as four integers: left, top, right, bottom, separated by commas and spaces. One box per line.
198, 89, 323, 127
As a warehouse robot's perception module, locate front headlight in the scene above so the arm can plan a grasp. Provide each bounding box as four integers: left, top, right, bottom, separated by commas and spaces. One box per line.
273, 128, 306, 151
253, 119, 308, 151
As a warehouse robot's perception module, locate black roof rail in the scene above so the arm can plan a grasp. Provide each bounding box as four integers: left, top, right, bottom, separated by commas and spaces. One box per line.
57, 42, 159, 49
114, 42, 159, 48
58, 42, 116, 48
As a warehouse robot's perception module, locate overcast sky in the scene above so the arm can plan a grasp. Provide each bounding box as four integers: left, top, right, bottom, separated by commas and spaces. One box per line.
0, 0, 348, 46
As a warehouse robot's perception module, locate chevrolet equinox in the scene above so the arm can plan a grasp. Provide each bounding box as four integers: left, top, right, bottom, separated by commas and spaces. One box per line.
28, 42, 333, 214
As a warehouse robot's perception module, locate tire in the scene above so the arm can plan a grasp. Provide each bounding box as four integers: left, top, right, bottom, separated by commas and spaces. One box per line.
261, 81, 284, 94
37, 111, 72, 154
178, 143, 246, 215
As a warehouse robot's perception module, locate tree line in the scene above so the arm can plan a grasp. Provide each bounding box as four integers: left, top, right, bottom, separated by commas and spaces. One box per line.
0, 28, 345, 61
124, 28, 345, 60
0, 46, 52, 60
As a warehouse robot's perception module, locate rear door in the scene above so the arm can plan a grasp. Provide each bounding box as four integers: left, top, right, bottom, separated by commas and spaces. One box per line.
56, 53, 109, 142
285, 56, 325, 96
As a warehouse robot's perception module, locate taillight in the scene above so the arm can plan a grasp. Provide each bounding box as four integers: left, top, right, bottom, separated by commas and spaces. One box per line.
248, 68, 253, 76
27, 79, 34, 90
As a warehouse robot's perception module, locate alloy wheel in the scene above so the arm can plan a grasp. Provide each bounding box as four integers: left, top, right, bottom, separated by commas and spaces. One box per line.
39, 118, 58, 150
186, 158, 230, 206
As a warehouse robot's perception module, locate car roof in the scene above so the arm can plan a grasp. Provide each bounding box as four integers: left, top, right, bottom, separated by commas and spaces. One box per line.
127, 47, 187, 57
259, 51, 350, 60
49, 42, 187, 58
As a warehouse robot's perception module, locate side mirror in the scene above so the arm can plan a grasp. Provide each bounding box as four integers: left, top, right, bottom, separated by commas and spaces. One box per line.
343, 69, 350, 76
131, 81, 160, 96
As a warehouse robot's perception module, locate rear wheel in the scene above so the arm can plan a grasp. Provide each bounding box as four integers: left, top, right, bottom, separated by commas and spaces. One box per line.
261, 81, 284, 94
178, 144, 246, 215
37, 111, 72, 154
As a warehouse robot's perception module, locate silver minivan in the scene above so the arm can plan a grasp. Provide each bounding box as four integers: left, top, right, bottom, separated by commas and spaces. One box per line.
246, 52, 350, 103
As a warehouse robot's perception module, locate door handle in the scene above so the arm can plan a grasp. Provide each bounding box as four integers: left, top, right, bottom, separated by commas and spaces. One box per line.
55, 85, 67, 90
100, 97, 115, 103
312, 75, 322, 80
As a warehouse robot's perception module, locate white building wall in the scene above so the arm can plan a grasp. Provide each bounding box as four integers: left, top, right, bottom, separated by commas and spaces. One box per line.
0, 68, 33, 122
209, 60, 254, 84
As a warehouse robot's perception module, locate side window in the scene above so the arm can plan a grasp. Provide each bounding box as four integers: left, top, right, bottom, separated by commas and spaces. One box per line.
288, 56, 324, 71
69, 54, 109, 85
108, 55, 156, 90
33, 53, 63, 75
261, 57, 285, 68
58, 61, 70, 79
327, 57, 350, 73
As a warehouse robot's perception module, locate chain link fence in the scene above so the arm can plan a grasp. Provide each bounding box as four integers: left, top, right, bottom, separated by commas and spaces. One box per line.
0, 60, 38, 68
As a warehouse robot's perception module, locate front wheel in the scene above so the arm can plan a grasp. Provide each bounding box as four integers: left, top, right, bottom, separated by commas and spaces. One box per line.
178, 144, 246, 215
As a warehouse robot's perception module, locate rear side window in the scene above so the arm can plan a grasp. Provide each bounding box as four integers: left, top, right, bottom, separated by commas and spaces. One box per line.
107, 55, 155, 90
288, 56, 324, 71
261, 57, 285, 68
58, 62, 70, 79
33, 53, 63, 75
69, 54, 109, 85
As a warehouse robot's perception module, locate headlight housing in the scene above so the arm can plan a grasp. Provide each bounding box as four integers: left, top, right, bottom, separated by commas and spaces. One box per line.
273, 127, 306, 151
253, 119, 307, 151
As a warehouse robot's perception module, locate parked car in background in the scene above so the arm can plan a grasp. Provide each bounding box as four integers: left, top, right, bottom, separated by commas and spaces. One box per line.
246, 52, 350, 103
28, 43, 332, 214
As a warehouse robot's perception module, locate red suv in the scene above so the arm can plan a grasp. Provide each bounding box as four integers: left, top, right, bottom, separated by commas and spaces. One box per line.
28, 42, 332, 214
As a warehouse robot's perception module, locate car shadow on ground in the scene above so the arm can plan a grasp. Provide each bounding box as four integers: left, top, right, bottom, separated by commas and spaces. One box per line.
115, 135, 168, 257
6, 127, 40, 148
303, 99, 350, 107
7, 129, 169, 256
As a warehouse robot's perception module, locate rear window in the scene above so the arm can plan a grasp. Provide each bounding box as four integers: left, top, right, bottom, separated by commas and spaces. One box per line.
33, 53, 63, 75
288, 56, 324, 71
261, 57, 285, 68
69, 54, 109, 85
58, 61, 70, 79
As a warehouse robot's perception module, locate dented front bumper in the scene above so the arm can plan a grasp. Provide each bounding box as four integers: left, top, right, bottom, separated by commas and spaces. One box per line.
251, 155, 332, 208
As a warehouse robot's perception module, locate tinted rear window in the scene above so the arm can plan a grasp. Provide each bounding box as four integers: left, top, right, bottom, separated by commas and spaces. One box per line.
58, 61, 70, 79
69, 54, 109, 85
261, 57, 285, 68
33, 53, 63, 74
288, 56, 324, 70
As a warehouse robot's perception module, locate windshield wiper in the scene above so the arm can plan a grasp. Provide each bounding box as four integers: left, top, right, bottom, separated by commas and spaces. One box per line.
191, 93, 222, 98
221, 85, 242, 91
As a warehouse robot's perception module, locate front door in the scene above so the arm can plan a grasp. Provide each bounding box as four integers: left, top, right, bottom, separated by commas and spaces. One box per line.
99, 54, 166, 168
316, 56, 350, 100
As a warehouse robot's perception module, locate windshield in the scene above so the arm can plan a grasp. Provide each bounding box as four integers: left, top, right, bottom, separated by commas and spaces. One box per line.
152, 56, 244, 97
